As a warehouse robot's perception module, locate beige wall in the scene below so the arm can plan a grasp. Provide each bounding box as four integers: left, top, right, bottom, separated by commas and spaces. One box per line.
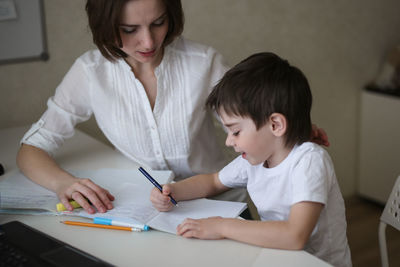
1, 0, 400, 197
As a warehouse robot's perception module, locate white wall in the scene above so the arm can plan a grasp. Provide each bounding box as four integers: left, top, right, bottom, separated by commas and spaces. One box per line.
1, 0, 400, 197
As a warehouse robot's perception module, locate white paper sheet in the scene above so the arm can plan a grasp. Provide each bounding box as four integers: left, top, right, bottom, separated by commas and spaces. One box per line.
1, 168, 247, 234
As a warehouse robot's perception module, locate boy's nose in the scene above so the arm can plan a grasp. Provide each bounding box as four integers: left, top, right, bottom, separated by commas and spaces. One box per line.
225, 135, 234, 147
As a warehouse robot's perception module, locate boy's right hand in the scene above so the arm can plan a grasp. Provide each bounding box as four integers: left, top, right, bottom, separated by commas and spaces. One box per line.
150, 184, 175, 212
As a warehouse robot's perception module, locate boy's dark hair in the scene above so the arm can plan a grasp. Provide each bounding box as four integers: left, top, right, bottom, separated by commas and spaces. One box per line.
206, 52, 312, 147
85, 0, 184, 62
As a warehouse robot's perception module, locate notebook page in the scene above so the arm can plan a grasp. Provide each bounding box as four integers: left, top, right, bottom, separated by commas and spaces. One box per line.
147, 198, 247, 234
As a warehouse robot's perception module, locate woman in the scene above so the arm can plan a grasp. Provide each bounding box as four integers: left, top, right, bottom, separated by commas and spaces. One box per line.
17, 0, 328, 214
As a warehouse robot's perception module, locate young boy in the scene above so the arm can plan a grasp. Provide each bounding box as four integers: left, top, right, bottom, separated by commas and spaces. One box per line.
150, 52, 352, 267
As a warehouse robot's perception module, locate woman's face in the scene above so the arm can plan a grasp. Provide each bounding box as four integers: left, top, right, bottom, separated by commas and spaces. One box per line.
119, 0, 169, 67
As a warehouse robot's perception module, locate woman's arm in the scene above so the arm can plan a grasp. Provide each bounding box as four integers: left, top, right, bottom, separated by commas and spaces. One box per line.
311, 124, 330, 147
177, 201, 323, 250
17, 144, 114, 214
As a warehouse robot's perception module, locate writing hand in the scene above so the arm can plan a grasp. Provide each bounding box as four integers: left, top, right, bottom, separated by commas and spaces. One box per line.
150, 184, 174, 212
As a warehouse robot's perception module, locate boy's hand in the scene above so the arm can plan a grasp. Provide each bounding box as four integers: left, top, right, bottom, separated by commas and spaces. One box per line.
310, 124, 330, 147
150, 184, 175, 211
177, 217, 224, 240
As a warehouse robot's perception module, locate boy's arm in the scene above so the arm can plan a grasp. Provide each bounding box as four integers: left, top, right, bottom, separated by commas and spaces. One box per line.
150, 172, 230, 211
177, 201, 323, 250
173, 172, 230, 200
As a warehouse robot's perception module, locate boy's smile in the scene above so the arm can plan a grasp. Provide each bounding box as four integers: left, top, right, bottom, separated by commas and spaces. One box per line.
220, 109, 291, 168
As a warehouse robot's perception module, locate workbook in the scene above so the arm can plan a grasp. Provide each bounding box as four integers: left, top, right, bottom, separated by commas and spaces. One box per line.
0, 168, 247, 234
0, 168, 173, 215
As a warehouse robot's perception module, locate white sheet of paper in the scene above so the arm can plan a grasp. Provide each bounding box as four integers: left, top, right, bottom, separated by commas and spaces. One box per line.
0, 168, 172, 213
148, 198, 247, 234
0, 0, 18, 21
76, 183, 247, 234
0, 170, 58, 211
1, 168, 247, 234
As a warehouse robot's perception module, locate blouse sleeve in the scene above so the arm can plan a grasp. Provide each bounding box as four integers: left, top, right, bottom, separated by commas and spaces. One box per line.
21, 57, 93, 155
205, 47, 230, 128
207, 47, 230, 93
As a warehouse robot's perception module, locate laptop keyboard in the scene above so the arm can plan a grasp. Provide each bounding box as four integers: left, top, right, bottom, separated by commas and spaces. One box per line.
0, 221, 113, 267
0, 238, 29, 267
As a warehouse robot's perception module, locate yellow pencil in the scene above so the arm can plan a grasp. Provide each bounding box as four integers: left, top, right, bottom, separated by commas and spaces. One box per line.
61, 221, 141, 232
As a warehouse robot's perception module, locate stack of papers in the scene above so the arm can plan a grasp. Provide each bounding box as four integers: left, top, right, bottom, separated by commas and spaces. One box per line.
0, 168, 247, 234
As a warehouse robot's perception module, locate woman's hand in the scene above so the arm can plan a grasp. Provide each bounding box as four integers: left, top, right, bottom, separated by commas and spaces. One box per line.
17, 144, 114, 214
310, 124, 330, 147
177, 217, 224, 240
150, 184, 175, 212
56, 177, 114, 214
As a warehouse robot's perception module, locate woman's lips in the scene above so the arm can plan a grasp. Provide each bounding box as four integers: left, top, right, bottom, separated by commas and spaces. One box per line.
138, 49, 156, 57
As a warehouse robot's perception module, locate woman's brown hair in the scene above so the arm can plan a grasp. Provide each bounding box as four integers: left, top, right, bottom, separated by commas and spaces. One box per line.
85, 0, 184, 61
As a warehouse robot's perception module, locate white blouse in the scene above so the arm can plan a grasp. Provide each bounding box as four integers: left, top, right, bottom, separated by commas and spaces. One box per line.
21, 37, 231, 180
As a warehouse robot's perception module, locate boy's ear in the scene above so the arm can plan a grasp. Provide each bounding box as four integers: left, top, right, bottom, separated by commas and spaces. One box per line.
269, 113, 287, 137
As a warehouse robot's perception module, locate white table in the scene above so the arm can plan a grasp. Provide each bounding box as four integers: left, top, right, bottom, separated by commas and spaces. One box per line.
0, 126, 331, 267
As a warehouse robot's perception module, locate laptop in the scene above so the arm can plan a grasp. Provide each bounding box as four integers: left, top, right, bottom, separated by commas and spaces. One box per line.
0, 220, 113, 267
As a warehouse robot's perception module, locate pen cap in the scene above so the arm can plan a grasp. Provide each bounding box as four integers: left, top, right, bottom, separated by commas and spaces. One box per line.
93, 217, 112, 225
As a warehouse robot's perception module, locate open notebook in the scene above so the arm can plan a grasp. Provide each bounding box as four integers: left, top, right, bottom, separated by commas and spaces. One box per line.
0, 168, 247, 234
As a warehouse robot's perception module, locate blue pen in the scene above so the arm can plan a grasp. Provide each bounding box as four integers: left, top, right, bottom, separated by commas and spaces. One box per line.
93, 217, 149, 231
138, 167, 178, 206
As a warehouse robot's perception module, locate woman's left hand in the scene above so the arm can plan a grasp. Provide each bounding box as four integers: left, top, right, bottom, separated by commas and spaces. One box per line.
176, 217, 224, 240
311, 124, 330, 147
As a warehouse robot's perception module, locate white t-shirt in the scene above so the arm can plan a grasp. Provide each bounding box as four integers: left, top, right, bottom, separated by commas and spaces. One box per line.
219, 142, 352, 267
21, 37, 230, 180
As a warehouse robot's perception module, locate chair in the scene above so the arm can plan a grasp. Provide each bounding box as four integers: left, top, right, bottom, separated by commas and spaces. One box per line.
379, 175, 400, 267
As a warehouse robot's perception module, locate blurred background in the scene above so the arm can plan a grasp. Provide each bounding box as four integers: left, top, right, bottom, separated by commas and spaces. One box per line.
1, 1, 400, 266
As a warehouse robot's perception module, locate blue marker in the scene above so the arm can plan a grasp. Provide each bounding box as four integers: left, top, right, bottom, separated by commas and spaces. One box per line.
138, 167, 178, 206
93, 217, 149, 231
